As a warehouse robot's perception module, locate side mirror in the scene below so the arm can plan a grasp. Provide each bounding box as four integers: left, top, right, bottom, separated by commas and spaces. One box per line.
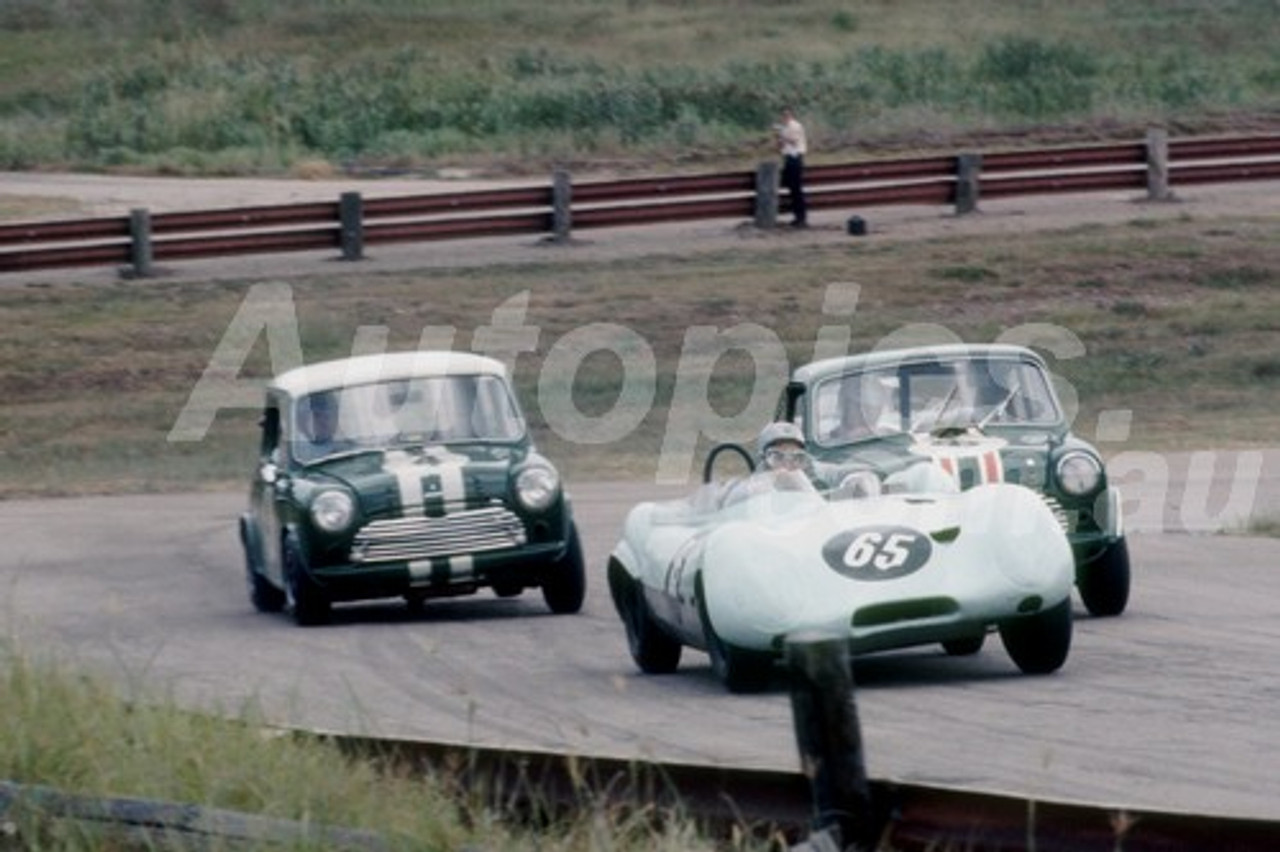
259, 462, 278, 486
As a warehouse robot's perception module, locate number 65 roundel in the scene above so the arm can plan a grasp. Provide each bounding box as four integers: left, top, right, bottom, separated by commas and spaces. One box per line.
821, 526, 932, 581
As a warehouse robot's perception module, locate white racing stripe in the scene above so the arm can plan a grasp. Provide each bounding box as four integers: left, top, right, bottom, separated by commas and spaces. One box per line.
383, 448, 473, 583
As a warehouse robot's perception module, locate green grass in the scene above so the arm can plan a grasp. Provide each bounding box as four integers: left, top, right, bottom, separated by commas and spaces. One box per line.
0, 0, 1277, 174
0, 643, 754, 852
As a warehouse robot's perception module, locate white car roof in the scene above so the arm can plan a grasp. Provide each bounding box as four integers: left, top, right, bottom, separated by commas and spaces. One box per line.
270, 351, 508, 398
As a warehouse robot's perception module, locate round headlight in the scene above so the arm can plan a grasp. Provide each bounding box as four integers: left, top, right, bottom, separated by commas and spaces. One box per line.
516, 465, 560, 512
311, 490, 355, 532
1056, 452, 1102, 496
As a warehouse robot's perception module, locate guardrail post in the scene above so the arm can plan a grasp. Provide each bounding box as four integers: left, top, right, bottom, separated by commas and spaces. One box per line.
755, 160, 779, 229
128, 208, 153, 278
340, 192, 364, 261
1146, 128, 1173, 201
552, 167, 572, 242
786, 631, 877, 852
955, 153, 981, 215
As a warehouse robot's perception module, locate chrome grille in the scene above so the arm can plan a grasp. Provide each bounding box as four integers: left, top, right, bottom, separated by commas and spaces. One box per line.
349, 506, 527, 564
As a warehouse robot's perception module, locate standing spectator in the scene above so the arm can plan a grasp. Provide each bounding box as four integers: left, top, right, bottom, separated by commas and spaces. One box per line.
776, 107, 808, 228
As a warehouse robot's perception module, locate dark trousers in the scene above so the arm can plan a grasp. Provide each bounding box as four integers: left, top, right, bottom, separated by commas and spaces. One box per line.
781, 154, 807, 224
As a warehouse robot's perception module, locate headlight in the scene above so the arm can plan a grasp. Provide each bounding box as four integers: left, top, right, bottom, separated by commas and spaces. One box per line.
516, 465, 560, 512
1056, 452, 1102, 496
311, 490, 355, 532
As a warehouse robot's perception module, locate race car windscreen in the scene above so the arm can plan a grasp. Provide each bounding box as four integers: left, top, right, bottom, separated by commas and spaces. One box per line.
810, 357, 1061, 446
292, 374, 525, 460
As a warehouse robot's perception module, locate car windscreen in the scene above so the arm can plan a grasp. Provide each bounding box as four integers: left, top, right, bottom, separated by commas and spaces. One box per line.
810, 356, 1061, 447
292, 374, 524, 462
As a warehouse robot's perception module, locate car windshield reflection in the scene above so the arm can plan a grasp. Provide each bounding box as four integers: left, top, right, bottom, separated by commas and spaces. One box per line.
291, 374, 525, 463
809, 356, 1061, 447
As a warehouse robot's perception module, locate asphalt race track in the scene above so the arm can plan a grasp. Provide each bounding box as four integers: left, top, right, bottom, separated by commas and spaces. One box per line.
2, 452, 1279, 822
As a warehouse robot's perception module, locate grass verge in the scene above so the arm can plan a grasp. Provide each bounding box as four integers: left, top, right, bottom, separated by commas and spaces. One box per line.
0, 641, 765, 851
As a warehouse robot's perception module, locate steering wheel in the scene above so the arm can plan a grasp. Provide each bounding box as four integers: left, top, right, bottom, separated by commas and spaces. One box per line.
702, 442, 755, 484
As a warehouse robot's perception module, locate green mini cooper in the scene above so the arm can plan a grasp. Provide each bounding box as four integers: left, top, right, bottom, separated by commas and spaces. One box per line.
780, 343, 1130, 617
239, 351, 585, 625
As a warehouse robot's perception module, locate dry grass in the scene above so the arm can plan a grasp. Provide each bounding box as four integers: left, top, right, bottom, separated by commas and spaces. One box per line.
1, 212, 1277, 497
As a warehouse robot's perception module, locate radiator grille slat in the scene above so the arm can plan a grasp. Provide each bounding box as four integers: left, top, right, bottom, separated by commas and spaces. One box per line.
350, 506, 527, 563
1041, 495, 1074, 533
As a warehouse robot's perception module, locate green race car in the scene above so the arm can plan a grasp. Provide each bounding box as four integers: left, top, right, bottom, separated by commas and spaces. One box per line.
239, 351, 585, 625
780, 343, 1130, 617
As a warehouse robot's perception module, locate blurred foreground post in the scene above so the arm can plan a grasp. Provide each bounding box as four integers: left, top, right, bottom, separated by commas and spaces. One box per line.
787, 631, 877, 852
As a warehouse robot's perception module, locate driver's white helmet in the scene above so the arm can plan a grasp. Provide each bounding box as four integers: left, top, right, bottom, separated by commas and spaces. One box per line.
756, 421, 806, 459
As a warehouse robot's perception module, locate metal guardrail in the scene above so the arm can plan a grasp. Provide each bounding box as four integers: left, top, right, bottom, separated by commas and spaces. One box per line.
1, 131, 1277, 277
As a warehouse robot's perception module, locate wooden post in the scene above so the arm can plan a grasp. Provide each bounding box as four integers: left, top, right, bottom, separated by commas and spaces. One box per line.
339, 191, 363, 261
128, 208, 153, 278
755, 160, 779, 229
552, 167, 572, 242
955, 153, 981, 215
1146, 128, 1173, 201
786, 631, 876, 852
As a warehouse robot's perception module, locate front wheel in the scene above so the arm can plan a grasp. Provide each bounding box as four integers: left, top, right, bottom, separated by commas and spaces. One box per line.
242, 519, 285, 614
542, 524, 586, 614
697, 576, 773, 693
612, 566, 682, 674
283, 534, 331, 627
999, 598, 1072, 674
1078, 538, 1130, 617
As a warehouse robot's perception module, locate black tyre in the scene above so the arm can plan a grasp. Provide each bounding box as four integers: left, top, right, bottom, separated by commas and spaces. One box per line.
612, 566, 682, 674
697, 576, 773, 693
283, 534, 331, 626
242, 520, 285, 613
542, 524, 586, 614
942, 633, 985, 656
999, 598, 1072, 675
1078, 538, 1131, 617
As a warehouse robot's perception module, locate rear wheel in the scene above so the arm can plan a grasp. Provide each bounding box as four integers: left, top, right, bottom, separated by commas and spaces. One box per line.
1078, 538, 1130, 617
283, 534, 331, 627
999, 598, 1072, 674
542, 524, 586, 614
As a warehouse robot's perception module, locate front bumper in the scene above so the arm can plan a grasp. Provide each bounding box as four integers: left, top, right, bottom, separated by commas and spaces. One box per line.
309, 539, 570, 602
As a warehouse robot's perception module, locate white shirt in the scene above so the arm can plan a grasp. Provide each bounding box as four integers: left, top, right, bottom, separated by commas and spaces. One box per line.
778, 117, 807, 157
